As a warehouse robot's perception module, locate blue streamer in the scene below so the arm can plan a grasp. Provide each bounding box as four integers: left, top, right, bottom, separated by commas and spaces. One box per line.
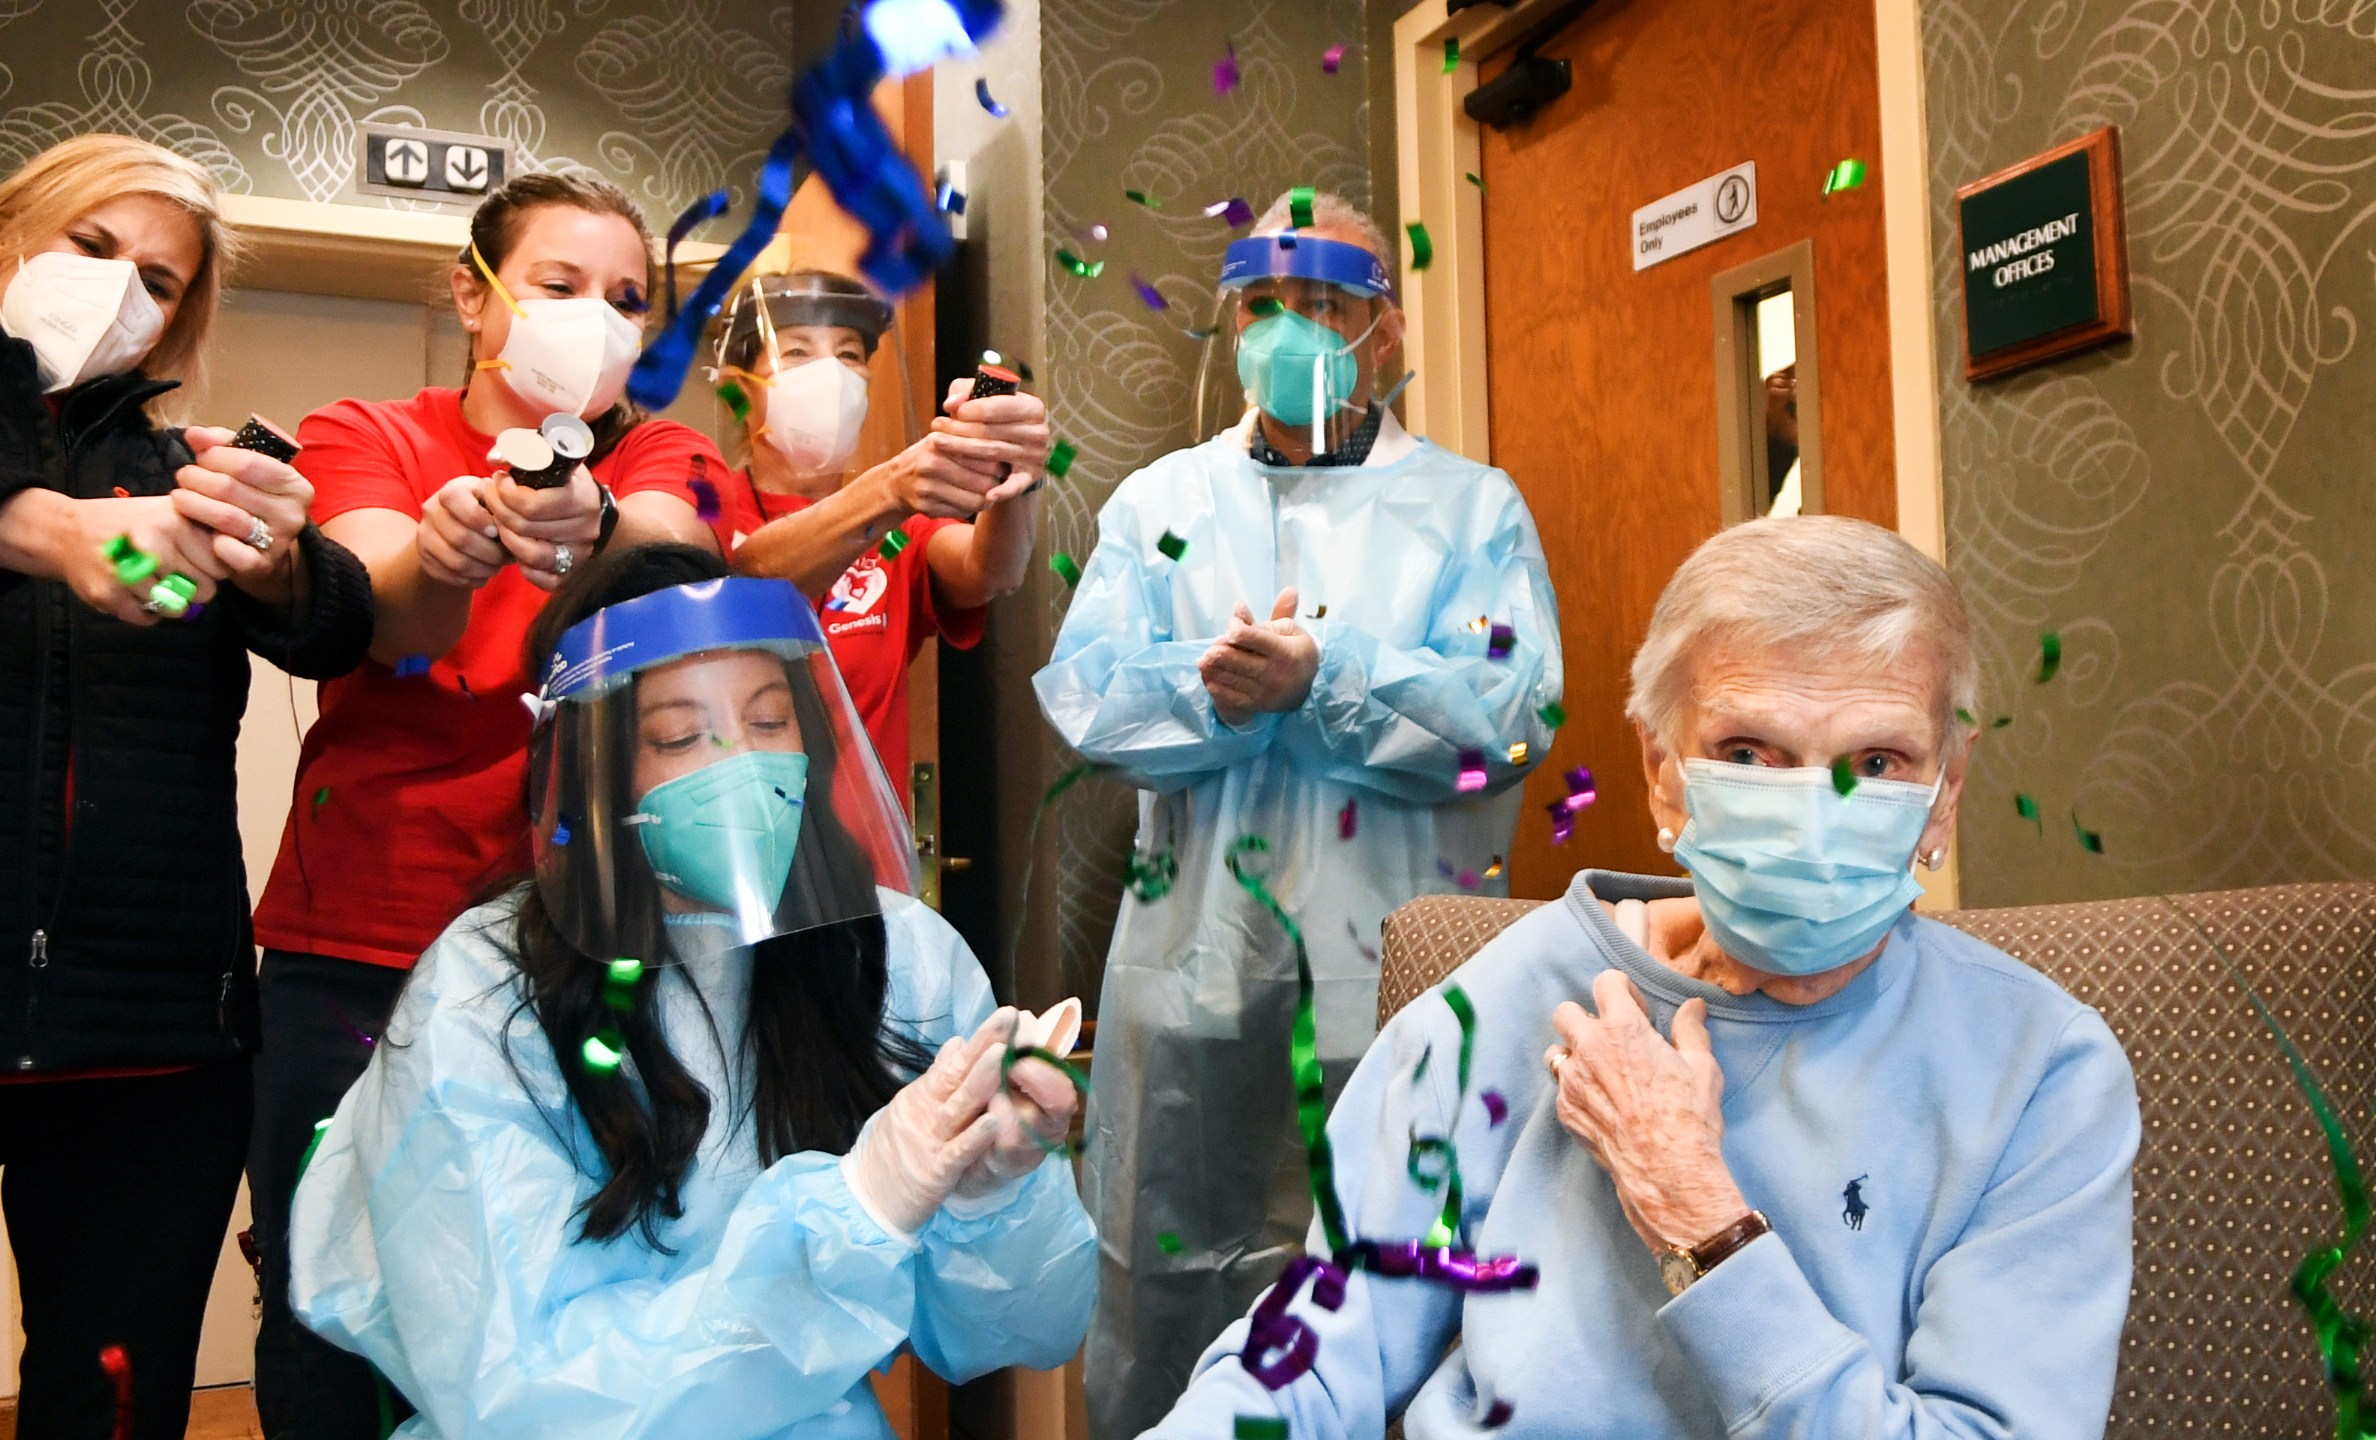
625, 130, 802, 410
662, 190, 730, 323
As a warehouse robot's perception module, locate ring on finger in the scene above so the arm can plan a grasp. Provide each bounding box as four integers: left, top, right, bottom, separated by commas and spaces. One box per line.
243, 515, 273, 552
552, 542, 574, 576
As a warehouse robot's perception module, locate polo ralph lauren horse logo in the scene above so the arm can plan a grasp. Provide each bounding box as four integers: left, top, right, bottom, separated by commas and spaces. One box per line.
1842, 1174, 1870, 1231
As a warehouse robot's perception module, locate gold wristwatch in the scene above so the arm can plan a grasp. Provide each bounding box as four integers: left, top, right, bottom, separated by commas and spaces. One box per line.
1658, 1210, 1771, 1297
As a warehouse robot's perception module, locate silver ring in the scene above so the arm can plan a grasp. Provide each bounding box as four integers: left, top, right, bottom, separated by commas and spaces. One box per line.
552, 542, 573, 575
244, 515, 273, 552
140, 599, 163, 615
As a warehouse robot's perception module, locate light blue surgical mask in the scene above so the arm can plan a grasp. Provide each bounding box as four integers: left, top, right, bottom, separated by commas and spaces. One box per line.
1235, 307, 1361, 428
630, 750, 809, 922
1671, 759, 1941, 977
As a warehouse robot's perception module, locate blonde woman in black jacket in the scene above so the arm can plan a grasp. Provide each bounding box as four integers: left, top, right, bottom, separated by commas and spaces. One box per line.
0, 134, 372, 1439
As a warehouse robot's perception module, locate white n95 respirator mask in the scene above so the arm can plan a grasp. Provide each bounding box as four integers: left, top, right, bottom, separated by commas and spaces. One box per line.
761, 357, 870, 473
487, 296, 644, 419
0, 252, 166, 393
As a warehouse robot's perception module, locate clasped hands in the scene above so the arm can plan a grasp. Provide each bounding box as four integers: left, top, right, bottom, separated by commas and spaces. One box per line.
1544, 971, 1749, 1256
845, 1004, 1082, 1236
419, 463, 601, 592
883, 379, 1052, 520
66, 424, 311, 624
1200, 586, 1320, 728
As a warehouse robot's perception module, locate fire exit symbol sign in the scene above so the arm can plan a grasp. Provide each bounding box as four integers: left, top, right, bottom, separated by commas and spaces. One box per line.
358, 126, 512, 203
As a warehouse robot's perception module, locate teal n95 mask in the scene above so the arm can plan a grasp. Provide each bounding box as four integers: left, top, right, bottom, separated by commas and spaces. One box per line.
1194, 231, 1399, 457
629, 750, 810, 927
1671, 759, 1941, 977
1234, 307, 1360, 430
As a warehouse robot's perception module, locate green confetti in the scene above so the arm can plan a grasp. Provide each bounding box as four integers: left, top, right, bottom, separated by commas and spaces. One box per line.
1956, 708, 1976, 727
293, 1116, 334, 1188
103, 535, 157, 587
2071, 811, 2104, 854
1157, 1230, 1185, 1255
715, 380, 750, 422
1248, 296, 1284, 318
1124, 189, 1162, 209
1236, 1419, 1288, 1440
1050, 552, 1083, 588
1157, 530, 1187, 562
878, 529, 912, 560
582, 1031, 624, 1075
2014, 792, 2041, 832
1830, 755, 1859, 797
312, 786, 331, 812
1821, 158, 1869, 196
1126, 847, 1178, 901
1993, 715, 2013, 729
1056, 248, 1104, 279
1442, 36, 1460, 72
2035, 630, 2061, 685
1537, 701, 1567, 730
1288, 184, 1316, 230
1046, 438, 1078, 479
1406, 221, 1435, 271
1465, 171, 1485, 193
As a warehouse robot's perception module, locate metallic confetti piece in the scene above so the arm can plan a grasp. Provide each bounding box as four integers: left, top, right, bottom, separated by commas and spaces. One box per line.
551, 818, 571, 847
975, 77, 1009, 117
1456, 747, 1489, 793
1289, 185, 1316, 230
1538, 701, 1567, 729
392, 654, 431, 678
295, 1115, 333, 1186
935, 181, 966, 215
1467, 615, 1489, 634
1214, 41, 1239, 94
1083, 222, 1109, 243
1507, 741, 1528, 765
1443, 36, 1460, 71
1993, 715, 2013, 728
1311, 604, 1328, 618
1483, 856, 1503, 880
878, 529, 911, 560
1157, 530, 1187, 561
1339, 798, 1357, 839
690, 475, 722, 523
1049, 552, 1082, 588
715, 379, 751, 422
100, 1344, 132, 1440
1407, 221, 1435, 271
2014, 792, 2042, 832
1561, 765, 1597, 809
328, 997, 378, 1050
1466, 171, 1486, 193
1047, 438, 1078, 478
2071, 811, 2104, 853
582, 1031, 624, 1076
1158, 1231, 1185, 1255
1956, 707, 1976, 727
1821, 158, 1869, 196
1127, 846, 1178, 901
1483, 1400, 1514, 1428
1132, 273, 1169, 310
1456, 869, 1480, 890
1249, 295, 1285, 318
312, 786, 331, 812
1347, 919, 1380, 963
1184, 323, 1220, 340
1831, 755, 1859, 797
1056, 248, 1105, 278
1125, 188, 1162, 209
1236, 1419, 1288, 1440
1204, 196, 1256, 227
1321, 42, 1345, 73
2036, 630, 2061, 684
1481, 1089, 1507, 1126
1487, 623, 1515, 659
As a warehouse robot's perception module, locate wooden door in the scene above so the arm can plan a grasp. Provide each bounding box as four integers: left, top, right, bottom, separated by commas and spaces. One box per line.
1480, 0, 1896, 894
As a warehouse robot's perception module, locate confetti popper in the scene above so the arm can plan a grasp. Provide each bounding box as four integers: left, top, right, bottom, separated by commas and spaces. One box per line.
1821, 157, 1869, 196
1050, 552, 1083, 588
1831, 755, 1859, 797
689, 476, 722, 523
100, 1344, 132, 1440
1321, 42, 1345, 73
1056, 248, 1104, 278
1157, 530, 1188, 561
1047, 438, 1079, 478
1407, 221, 1435, 271
1443, 36, 1460, 71
1487, 623, 1515, 659
2036, 630, 2062, 684
1289, 185, 1317, 230
1132, 274, 1169, 310
1455, 747, 1489, 793
1339, 797, 1357, 839
878, 528, 912, 560
975, 77, 1009, 117
1214, 40, 1239, 94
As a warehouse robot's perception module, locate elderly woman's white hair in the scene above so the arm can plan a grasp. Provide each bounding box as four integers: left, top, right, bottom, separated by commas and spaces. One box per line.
1625, 515, 1979, 749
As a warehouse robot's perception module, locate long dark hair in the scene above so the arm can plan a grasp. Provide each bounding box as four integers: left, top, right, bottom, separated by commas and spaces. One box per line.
458, 170, 654, 465
512, 542, 931, 1246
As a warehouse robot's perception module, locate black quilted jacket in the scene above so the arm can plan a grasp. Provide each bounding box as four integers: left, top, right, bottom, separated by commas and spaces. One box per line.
0, 337, 375, 1070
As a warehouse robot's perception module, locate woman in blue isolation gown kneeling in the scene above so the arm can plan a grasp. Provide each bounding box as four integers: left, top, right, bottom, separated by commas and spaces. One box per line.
288, 541, 1095, 1440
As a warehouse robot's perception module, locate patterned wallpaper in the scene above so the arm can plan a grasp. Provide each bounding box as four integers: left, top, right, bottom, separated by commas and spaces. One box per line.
1028, 0, 1372, 994
0, 0, 808, 227
1923, 2, 2376, 907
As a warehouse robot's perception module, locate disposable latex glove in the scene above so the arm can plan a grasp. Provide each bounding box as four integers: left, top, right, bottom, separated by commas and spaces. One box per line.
845, 1006, 1016, 1236
954, 998, 1084, 1200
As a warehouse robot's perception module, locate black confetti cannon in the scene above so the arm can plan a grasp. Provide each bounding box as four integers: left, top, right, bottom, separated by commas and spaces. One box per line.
228, 414, 301, 463
491, 413, 596, 489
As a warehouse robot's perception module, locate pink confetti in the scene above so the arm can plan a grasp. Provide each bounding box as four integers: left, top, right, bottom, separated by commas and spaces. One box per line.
1214, 41, 1239, 95
689, 475, 721, 523
1322, 42, 1346, 74
1339, 797, 1357, 839
1456, 747, 1488, 793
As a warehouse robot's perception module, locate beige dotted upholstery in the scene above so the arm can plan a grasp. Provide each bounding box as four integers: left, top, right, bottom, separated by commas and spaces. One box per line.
1376, 882, 2376, 1433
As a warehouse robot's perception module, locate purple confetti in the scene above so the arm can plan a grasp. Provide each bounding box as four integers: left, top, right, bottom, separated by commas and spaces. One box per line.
551, 816, 573, 847
1214, 41, 1239, 95
1224, 197, 1255, 228
1346, 919, 1379, 963
1487, 623, 1515, 659
1322, 42, 1346, 74
975, 77, 1009, 118
1132, 273, 1169, 311
689, 475, 721, 523
393, 654, 431, 678
1481, 1089, 1508, 1126
1456, 869, 1481, 890
1456, 747, 1488, 794
1483, 1401, 1514, 1428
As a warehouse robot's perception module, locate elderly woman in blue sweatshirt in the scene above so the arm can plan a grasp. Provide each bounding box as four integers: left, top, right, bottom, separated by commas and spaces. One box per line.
1146, 515, 2140, 1440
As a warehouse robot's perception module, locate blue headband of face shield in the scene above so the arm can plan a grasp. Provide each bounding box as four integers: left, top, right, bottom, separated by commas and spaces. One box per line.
539, 577, 825, 705
1218, 235, 1395, 300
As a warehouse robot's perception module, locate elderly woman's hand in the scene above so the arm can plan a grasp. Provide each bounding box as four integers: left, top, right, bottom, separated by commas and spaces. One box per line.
1545, 970, 1750, 1256
1200, 586, 1319, 727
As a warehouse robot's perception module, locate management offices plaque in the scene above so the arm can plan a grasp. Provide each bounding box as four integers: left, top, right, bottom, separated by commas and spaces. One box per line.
1955, 125, 2131, 382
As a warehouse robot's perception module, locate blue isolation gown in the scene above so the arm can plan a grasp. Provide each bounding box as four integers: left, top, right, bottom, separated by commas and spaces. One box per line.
1033, 412, 1563, 1439
289, 891, 1096, 1440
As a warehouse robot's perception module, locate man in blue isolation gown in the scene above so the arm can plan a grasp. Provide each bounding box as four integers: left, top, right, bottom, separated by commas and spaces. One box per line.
1035, 190, 1563, 1440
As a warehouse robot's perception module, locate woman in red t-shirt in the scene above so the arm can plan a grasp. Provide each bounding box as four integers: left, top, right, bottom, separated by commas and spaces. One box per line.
717, 271, 1048, 792
246, 170, 726, 1437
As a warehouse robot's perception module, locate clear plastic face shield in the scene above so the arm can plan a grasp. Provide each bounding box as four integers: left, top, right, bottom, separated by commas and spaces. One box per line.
528, 578, 920, 961
1191, 234, 1401, 458
712, 266, 917, 492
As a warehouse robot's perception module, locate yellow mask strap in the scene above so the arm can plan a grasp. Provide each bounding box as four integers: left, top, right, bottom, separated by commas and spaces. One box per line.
469, 240, 527, 319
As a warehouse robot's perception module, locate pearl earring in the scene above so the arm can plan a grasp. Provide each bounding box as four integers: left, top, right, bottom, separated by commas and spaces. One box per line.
1656, 826, 1677, 854
1922, 847, 1946, 872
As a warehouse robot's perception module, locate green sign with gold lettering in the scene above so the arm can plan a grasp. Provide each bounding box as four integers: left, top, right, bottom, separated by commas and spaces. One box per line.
1959, 150, 2098, 357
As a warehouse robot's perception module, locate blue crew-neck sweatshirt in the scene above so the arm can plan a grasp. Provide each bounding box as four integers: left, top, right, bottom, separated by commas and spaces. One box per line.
1145, 870, 2140, 1440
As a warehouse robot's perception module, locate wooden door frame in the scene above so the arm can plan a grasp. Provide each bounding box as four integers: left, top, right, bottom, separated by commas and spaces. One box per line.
1391, 0, 1963, 907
